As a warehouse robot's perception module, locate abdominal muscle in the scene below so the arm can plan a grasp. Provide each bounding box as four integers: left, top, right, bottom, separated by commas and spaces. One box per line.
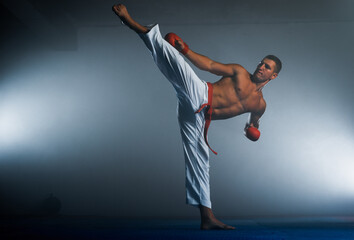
211, 99, 245, 120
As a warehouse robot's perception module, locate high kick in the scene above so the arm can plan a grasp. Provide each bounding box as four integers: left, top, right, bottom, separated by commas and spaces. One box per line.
139, 24, 213, 209
113, 3, 244, 230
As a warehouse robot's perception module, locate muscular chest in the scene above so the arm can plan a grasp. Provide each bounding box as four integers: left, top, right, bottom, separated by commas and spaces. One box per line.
213, 75, 262, 109
231, 76, 254, 99
232, 76, 263, 111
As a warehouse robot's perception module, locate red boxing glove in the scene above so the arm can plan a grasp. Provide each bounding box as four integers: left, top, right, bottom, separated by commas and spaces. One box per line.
164, 32, 189, 55
246, 127, 261, 142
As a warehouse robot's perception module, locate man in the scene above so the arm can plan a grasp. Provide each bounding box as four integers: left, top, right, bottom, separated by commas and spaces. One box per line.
112, 3, 281, 230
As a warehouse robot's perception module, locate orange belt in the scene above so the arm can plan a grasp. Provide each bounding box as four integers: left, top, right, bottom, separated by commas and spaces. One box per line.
195, 82, 217, 155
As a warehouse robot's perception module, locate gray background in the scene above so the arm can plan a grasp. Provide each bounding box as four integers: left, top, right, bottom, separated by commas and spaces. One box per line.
0, 0, 353, 218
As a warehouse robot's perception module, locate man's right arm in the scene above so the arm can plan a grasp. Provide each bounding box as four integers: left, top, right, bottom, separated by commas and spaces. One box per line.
185, 50, 237, 77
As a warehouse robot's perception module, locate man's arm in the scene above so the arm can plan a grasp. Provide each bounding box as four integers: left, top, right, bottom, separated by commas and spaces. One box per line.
244, 102, 265, 141
169, 34, 236, 76
245, 100, 266, 130
185, 50, 236, 77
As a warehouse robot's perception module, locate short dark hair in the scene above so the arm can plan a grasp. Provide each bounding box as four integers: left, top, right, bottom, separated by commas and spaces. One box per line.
264, 55, 282, 74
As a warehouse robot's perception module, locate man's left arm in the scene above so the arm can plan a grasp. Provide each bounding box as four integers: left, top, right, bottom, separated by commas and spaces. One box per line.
244, 101, 266, 141
247, 99, 266, 126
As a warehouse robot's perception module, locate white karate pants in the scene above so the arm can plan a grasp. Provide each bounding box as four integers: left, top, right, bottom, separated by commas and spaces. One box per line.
139, 24, 212, 208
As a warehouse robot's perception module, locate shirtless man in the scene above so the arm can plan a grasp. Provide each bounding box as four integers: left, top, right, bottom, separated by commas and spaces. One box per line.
112, 4, 281, 230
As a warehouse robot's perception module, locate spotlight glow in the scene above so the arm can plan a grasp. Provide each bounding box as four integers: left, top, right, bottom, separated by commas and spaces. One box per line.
0, 108, 26, 147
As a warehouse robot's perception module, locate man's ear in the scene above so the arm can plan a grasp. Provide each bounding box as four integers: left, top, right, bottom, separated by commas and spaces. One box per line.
271, 72, 278, 80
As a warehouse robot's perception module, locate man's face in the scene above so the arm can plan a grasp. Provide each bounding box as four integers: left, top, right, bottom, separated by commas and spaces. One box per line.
253, 58, 278, 83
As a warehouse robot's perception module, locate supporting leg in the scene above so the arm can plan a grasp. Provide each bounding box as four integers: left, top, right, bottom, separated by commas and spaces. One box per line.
199, 205, 235, 230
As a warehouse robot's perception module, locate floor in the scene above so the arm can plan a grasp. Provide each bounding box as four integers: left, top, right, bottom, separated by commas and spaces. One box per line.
1, 216, 354, 239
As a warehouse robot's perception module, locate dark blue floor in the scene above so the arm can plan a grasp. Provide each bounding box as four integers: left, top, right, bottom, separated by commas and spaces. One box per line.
1, 216, 354, 239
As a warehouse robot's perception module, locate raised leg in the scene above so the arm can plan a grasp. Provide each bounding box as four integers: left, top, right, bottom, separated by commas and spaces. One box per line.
113, 4, 207, 110
112, 4, 148, 34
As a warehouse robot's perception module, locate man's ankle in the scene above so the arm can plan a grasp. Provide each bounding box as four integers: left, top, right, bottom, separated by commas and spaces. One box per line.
199, 205, 215, 219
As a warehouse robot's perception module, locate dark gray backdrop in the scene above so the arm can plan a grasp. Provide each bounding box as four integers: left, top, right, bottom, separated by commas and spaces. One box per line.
0, 0, 353, 217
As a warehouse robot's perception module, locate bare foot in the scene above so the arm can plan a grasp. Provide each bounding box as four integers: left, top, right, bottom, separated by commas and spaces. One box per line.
199, 205, 235, 230
112, 4, 130, 24
112, 3, 148, 33
201, 217, 236, 230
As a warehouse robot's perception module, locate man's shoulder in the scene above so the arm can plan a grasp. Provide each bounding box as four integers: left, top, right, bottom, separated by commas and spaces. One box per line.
230, 64, 247, 72
231, 64, 252, 78
250, 98, 266, 116
258, 97, 266, 112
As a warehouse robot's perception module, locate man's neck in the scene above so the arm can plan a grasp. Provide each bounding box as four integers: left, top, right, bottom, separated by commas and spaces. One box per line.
256, 81, 269, 92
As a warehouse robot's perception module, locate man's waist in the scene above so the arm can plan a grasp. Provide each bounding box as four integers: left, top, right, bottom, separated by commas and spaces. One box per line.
210, 104, 246, 120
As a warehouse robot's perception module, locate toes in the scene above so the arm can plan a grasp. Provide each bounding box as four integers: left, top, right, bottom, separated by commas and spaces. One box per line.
224, 225, 236, 230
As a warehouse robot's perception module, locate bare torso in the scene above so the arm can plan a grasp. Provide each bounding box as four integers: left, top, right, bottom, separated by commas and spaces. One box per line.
211, 65, 265, 120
